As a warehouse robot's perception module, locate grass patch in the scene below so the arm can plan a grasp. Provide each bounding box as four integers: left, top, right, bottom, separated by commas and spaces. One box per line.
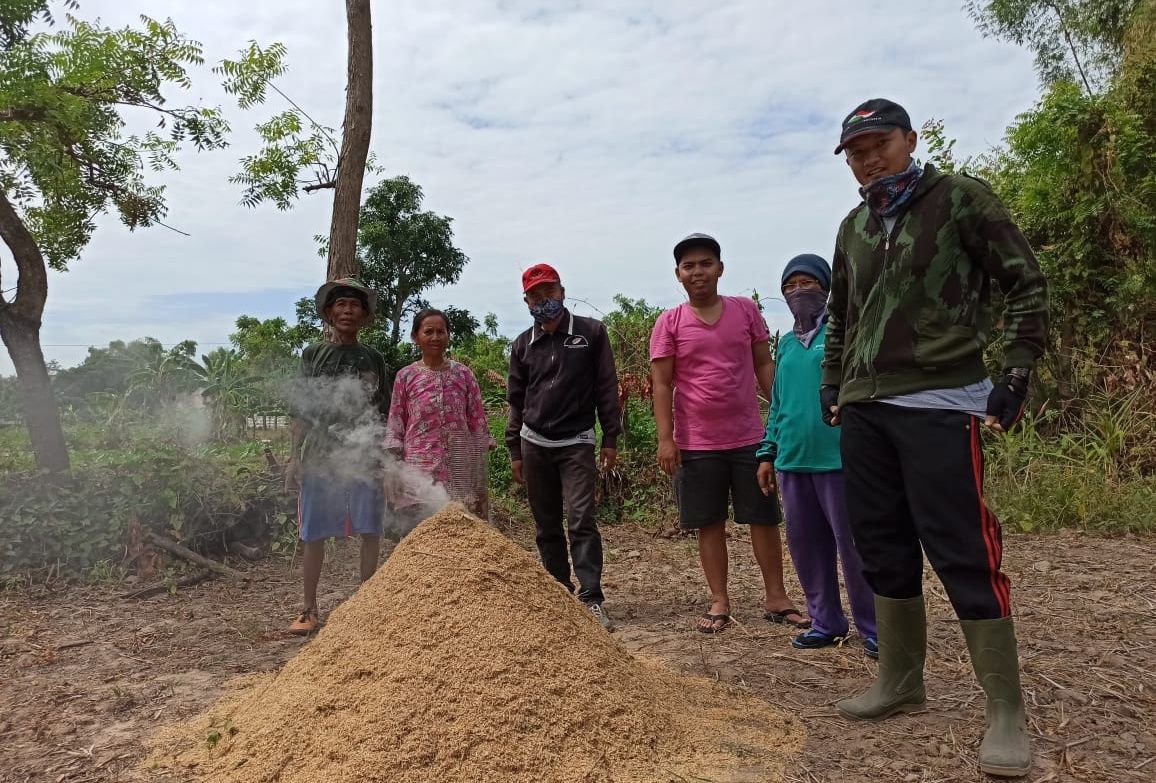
986, 389, 1156, 533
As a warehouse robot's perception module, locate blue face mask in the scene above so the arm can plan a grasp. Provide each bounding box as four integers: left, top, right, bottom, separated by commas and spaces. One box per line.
529, 297, 564, 324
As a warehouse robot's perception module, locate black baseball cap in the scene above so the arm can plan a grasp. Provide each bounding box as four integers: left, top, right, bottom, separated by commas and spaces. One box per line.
834, 98, 913, 154
672, 233, 721, 263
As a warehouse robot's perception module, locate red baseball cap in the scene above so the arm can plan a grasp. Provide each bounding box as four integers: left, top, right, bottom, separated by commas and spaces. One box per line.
521, 263, 561, 293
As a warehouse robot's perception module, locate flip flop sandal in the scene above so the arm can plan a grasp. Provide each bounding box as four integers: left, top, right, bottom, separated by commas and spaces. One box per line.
697, 613, 733, 634
765, 608, 811, 629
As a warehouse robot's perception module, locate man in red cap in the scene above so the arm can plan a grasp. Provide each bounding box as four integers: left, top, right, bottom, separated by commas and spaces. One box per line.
506, 263, 622, 630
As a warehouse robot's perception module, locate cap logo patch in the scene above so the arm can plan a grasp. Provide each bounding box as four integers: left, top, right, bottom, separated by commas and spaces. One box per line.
847, 110, 877, 125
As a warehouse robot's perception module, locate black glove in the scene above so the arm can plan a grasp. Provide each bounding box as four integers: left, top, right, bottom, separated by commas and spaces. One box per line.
986, 369, 1029, 431
820, 386, 840, 427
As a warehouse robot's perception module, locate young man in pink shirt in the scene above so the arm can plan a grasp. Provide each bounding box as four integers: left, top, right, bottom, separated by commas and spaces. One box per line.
650, 234, 807, 633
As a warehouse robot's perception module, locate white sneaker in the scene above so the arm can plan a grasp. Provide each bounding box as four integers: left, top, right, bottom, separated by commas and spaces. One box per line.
586, 602, 615, 632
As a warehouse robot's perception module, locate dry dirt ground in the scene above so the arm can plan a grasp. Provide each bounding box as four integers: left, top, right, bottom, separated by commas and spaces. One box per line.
1, 519, 1153, 783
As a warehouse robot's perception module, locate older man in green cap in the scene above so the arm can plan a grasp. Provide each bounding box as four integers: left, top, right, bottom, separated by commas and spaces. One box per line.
284, 278, 390, 634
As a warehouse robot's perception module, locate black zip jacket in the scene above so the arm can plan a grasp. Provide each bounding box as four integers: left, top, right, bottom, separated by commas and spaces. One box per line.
505, 309, 622, 460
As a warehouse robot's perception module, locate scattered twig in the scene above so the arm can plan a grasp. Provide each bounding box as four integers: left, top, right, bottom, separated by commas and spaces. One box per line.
119, 569, 214, 600
154, 219, 191, 237
764, 651, 843, 674
54, 640, 94, 651
1039, 736, 1093, 755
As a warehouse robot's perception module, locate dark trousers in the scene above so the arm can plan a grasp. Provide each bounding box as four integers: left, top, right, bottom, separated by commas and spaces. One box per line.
840, 403, 1012, 620
521, 439, 604, 603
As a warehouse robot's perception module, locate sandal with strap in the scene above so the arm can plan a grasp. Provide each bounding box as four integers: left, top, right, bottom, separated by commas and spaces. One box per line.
765, 608, 811, 629
288, 607, 322, 636
697, 612, 733, 634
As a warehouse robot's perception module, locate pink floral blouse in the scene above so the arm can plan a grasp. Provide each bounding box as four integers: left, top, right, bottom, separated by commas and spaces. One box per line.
384, 360, 494, 501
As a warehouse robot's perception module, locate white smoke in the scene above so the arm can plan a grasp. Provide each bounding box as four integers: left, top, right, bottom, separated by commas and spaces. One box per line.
285, 374, 451, 538
156, 393, 213, 446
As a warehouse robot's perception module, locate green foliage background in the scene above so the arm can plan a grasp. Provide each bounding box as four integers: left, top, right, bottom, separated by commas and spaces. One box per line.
3, 1, 1155, 580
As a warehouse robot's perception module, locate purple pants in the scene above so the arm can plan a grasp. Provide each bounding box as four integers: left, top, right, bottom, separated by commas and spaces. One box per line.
778, 470, 876, 640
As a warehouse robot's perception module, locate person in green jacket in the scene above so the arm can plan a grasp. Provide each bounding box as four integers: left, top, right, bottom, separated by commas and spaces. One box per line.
823, 99, 1048, 778
756, 254, 876, 658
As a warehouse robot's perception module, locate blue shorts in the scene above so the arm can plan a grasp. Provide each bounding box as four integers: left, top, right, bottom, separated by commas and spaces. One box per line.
298, 472, 385, 542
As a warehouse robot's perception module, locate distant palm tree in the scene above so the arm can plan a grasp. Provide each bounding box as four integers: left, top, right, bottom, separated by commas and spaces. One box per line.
192, 348, 260, 440
124, 340, 200, 410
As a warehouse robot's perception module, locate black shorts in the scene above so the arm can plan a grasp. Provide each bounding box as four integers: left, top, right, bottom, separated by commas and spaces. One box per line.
674, 444, 781, 530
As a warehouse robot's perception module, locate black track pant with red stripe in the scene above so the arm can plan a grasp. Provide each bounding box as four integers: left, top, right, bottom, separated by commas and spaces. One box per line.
839, 403, 1011, 620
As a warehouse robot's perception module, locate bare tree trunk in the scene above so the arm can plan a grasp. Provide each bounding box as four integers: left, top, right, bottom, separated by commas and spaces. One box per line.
0, 191, 70, 473
325, 0, 373, 281
391, 303, 404, 346
0, 314, 70, 473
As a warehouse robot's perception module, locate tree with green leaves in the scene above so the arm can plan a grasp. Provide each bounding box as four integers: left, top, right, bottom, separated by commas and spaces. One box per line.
969, 0, 1155, 400
228, 315, 314, 420
355, 176, 471, 345
966, 0, 1143, 93
0, 2, 287, 472
51, 337, 173, 410
230, 316, 310, 375
452, 312, 511, 407
192, 347, 259, 439
280, 174, 474, 373
124, 339, 200, 411
229, 0, 374, 281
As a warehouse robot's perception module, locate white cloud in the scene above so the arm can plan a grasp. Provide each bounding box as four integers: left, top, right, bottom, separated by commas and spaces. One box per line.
2, 0, 1040, 373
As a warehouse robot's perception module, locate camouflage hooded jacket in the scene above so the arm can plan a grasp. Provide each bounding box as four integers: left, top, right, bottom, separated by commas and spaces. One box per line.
822, 163, 1048, 406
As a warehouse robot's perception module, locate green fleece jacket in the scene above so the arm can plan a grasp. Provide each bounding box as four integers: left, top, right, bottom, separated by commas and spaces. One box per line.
822, 164, 1049, 406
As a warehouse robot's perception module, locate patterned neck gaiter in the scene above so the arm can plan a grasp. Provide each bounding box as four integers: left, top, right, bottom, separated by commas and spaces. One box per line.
860, 159, 924, 217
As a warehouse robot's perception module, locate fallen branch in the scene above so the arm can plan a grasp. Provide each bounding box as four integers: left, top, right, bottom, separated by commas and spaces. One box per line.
145, 531, 249, 581
119, 568, 214, 600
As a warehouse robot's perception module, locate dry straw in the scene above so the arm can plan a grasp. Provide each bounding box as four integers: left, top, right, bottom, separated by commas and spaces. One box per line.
147, 505, 803, 783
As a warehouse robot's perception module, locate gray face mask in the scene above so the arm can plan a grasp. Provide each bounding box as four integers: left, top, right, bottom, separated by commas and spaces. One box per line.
785, 288, 828, 346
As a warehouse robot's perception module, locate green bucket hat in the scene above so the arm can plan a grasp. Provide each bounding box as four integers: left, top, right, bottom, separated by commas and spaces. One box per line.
314, 277, 378, 323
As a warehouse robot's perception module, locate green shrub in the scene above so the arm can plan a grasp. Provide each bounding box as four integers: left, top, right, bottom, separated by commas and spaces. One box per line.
985, 389, 1156, 532
987, 461, 1155, 533
0, 440, 283, 579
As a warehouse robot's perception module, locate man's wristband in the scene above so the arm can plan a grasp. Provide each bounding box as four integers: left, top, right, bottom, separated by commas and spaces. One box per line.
1006, 367, 1030, 395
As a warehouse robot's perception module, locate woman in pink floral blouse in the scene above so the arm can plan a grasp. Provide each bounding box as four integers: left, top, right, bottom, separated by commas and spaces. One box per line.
385, 309, 495, 519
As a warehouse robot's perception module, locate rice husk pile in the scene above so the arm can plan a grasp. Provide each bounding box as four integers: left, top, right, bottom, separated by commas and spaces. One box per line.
147, 504, 803, 783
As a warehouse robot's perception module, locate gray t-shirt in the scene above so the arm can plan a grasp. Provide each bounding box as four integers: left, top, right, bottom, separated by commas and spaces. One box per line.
878, 377, 993, 418
520, 423, 596, 449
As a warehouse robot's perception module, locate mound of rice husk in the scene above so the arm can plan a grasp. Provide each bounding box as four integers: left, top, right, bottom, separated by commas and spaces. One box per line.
147, 505, 803, 783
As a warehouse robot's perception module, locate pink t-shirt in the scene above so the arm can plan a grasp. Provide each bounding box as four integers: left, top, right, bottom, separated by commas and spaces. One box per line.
649, 296, 769, 451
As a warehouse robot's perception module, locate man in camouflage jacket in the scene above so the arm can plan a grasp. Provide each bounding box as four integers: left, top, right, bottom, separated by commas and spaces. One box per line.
822, 99, 1048, 779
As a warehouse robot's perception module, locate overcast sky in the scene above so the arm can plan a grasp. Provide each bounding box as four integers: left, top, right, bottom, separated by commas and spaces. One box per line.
1, 0, 1041, 374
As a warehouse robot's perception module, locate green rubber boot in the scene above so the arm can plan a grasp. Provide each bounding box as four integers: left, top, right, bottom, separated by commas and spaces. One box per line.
961, 617, 1032, 778
836, 595, 927, 721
